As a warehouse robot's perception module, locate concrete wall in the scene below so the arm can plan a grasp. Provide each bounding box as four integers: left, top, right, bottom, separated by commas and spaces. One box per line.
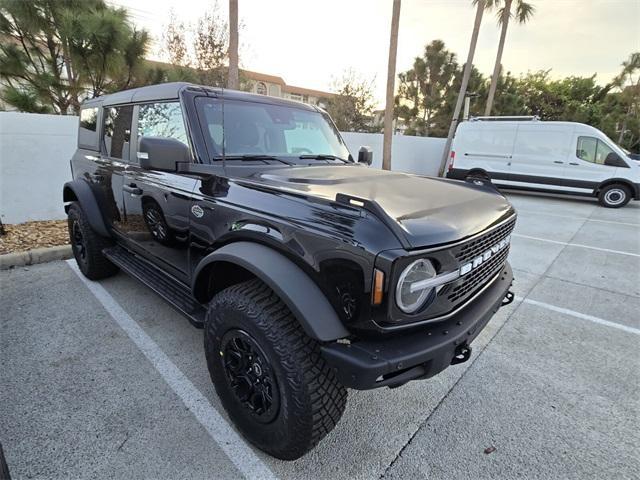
1, 112, 78, 223
0, 112, 445, 224
341, 132, 445, 176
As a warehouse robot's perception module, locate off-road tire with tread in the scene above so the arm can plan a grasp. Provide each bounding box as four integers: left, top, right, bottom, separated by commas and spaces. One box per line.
67, 202, 118, 280
204, 278, 347, 460
598, 183, 631, 208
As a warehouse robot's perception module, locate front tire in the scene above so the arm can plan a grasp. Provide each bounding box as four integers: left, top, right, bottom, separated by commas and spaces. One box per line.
598, 184, 631, 208
67, 202, 119, 280
204, 279, 347, 460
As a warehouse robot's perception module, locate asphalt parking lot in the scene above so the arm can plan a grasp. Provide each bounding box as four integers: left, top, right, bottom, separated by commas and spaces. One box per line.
1, 192, 639, 479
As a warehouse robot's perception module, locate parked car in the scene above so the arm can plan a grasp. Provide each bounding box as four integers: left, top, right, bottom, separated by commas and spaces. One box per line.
65, 82, 515, 460
447, 116, 640, 208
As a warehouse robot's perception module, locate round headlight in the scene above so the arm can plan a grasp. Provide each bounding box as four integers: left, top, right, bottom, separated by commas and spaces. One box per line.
396, 259, 437, 314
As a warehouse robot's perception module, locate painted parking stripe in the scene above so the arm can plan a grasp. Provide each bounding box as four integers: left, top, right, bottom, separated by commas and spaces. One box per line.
515, 296, 640, 336
512, 233, 640, 258
514, 209, 640, 228
67, 260, 278, 480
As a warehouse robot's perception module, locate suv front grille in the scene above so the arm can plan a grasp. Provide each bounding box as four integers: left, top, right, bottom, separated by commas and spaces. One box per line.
447, 245, 510, 303
455, 217, 516, 265
440, 216, 515, 307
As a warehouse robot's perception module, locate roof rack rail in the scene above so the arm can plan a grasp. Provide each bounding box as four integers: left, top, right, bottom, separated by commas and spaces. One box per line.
469, 115, 540, 122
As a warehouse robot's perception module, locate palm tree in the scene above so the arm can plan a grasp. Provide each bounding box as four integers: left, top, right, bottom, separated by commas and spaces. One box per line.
484, 0, 535, 115
383, 0, 401, 170
228, 0, 239, 89
438, 0, 486, 176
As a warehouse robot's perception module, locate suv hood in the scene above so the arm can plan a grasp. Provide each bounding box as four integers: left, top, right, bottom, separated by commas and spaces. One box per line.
251, 165, 514, 248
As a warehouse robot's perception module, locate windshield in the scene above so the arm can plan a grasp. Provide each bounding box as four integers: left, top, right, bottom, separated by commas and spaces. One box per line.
196, 97, 351, 162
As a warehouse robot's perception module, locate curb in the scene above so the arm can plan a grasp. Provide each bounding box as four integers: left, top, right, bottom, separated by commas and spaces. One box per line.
0, 245, 73, 270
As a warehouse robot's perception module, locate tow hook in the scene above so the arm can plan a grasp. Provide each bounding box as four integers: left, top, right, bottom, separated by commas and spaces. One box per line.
501, 290, 515, 307
451, 344, 472, 365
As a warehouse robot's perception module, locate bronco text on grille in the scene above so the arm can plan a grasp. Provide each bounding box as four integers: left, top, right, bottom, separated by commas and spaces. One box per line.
443, 216, 516, 305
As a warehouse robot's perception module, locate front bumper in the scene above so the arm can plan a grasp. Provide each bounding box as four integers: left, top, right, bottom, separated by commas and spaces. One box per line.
321, 263, 514, 390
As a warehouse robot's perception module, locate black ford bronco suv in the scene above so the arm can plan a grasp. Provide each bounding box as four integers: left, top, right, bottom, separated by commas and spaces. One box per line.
65, 82, 516, 460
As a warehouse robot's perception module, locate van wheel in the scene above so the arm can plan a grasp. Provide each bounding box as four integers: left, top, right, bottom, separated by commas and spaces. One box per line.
67, 202, 119, 280
204, 279, 347, 460
465, 171, 491, 186
598, 184, 631, 208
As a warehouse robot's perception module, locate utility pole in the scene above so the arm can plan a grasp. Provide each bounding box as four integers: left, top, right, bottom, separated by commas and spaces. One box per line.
437, 0, 485, 176
228, 0, 239, 89
382, 0, 401, 171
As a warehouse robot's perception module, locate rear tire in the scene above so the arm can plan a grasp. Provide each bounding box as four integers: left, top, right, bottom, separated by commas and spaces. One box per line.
465, 171, 491, 186
67, 202, 119, 280
598, 184, 631, 208
204, 279, 347, 460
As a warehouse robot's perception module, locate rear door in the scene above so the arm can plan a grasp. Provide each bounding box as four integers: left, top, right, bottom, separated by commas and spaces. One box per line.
506, 124, 572, 189
456, 123, 515, 180
119, 101, 196, 282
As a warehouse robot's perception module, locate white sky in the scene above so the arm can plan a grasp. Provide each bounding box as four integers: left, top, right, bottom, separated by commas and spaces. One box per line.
111, 0, 640, 106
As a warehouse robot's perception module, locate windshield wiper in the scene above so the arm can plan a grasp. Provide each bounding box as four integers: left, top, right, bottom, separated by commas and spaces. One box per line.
298, 154, 349, 163
213, 154, 294, 166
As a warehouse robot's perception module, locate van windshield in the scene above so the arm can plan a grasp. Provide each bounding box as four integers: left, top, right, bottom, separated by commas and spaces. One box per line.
195, 98, 351, 163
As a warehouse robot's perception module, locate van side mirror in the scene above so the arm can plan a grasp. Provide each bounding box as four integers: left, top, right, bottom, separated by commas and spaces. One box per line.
604, 152, 628, 168
138, 136, 190, 171
358, 146, 373, 165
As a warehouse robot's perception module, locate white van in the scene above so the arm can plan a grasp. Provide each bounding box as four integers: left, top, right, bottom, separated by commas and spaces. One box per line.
447, 117, 640, 208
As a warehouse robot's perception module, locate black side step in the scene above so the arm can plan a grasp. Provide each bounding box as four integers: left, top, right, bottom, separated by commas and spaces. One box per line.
103, 246, 205, 328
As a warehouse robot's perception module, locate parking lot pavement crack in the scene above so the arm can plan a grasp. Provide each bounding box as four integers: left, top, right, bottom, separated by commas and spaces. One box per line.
379, 299, 527, 479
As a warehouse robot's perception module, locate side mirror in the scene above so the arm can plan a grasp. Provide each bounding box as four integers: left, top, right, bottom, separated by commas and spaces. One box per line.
604, 152, 628, 168
138, 136, 190, 171
358, 146, 373, 165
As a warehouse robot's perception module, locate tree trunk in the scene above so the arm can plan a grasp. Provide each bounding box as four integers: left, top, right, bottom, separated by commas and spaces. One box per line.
438, 0, 485, 177
228, 0, 239, 89
485, 0, 512, 116
383, 0, 401, 171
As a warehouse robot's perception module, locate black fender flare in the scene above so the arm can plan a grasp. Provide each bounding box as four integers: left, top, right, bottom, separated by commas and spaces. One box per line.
63, 179, 110, 237
192, 242, 350, 342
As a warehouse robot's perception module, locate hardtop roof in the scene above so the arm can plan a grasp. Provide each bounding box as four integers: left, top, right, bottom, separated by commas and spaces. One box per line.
81, 82, 320, 111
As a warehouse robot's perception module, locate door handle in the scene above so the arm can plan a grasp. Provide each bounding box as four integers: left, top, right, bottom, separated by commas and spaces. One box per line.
123, 184, 143, 195
553, 161, 564, 164
569, 162, 579, 166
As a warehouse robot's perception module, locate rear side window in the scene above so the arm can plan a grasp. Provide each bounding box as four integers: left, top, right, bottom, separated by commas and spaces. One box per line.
80, 108, 98, 131
103, 106, 133, 160
137, 102, 189, 148
78, 107, 100, 151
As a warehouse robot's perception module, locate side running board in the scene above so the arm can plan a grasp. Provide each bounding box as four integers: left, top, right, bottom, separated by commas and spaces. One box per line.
103, 246, 205, 328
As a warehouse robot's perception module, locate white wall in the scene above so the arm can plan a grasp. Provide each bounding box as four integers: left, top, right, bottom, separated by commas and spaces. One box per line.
1, 112, 78, 223
0, 112, 446, 224
341, 132, 445, 176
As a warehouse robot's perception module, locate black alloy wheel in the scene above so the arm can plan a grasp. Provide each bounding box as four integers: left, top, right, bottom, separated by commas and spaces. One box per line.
220, 329, 280, 423
71, 219, 87, 265
144, 207, 168, 241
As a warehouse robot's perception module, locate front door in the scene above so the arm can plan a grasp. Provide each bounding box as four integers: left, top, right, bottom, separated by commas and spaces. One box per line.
566, 135, 619, 191
119, 101, 196, 282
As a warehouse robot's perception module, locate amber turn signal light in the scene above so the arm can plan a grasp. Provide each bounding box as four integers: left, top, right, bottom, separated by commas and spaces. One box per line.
372, 269, 384, 305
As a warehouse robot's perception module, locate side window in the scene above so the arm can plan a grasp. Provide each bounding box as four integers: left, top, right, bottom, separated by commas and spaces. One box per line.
595, 140, 615, 165
80, 107, 98, 131
103, 105, 133, 160
78, 107, 99, 150
576, 136, 597, 162
137, 102, 189, 148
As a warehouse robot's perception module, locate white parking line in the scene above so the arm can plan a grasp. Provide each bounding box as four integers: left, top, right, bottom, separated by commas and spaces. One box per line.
515, 296, 640, 336
67, 260, 278, 480
514, 209, 640, 228
512, 233, 640, 258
